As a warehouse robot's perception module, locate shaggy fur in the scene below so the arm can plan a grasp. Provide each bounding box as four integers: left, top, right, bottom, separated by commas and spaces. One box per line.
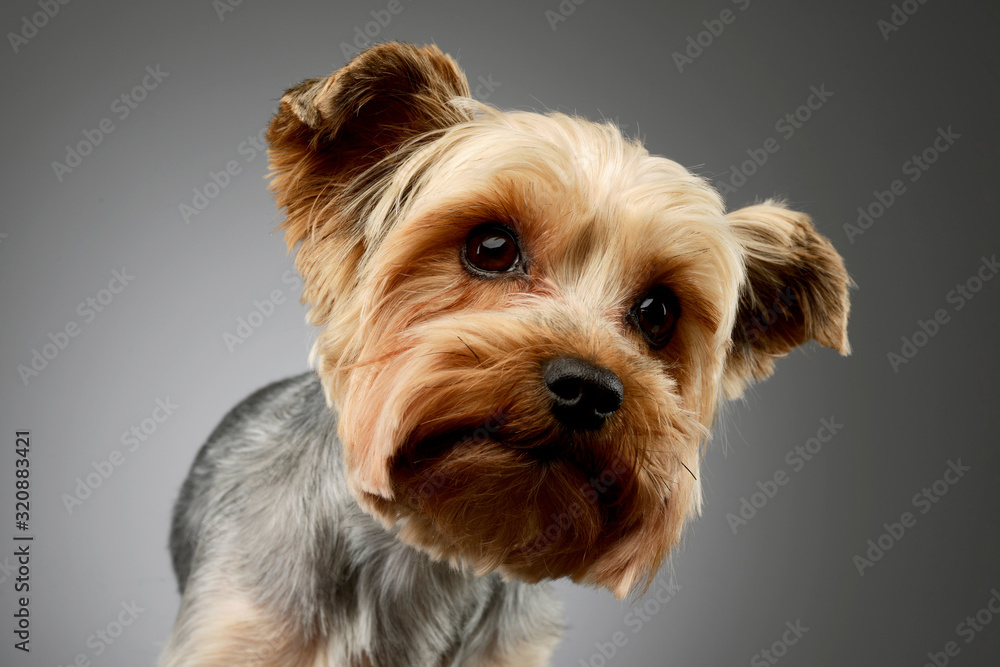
162, 42, 851, 665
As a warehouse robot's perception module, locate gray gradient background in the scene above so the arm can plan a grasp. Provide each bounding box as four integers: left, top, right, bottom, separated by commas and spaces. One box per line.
1, 0, 998, 665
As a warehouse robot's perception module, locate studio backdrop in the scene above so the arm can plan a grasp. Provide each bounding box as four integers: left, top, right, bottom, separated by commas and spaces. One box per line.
1, 0, 997, 665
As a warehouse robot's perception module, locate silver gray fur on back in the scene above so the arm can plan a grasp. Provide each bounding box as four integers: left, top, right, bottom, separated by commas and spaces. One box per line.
169, 372, 564, 665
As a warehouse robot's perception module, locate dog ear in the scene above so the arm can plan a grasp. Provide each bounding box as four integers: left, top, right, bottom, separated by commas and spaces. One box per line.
266, 42, 472, 248
266, 43, 472, 327
722, 200, 852, 398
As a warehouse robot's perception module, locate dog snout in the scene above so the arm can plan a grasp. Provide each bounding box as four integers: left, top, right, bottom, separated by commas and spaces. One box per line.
543, 357, 624, 430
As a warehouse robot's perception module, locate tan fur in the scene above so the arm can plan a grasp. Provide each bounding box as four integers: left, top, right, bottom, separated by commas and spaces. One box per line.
161, 575, 318, 667
479, 636, 560, 667
264, 43, 851, 603
148, 41, 863, 666
723, 200, 853, 398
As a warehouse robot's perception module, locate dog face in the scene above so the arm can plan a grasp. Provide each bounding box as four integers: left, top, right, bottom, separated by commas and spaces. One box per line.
267, 43, 850, 597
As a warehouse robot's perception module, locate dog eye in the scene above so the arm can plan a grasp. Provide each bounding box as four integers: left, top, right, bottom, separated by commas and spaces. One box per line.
463, 224, 521, 274
632, 286, 680, 348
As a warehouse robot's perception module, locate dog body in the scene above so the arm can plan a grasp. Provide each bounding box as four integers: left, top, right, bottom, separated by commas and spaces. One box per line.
162, 42, 851, 666
166, 373, 562, 666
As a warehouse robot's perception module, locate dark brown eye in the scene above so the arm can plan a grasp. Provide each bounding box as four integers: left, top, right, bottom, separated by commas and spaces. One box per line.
463, 224, 521, 274
632, 286, 680, 348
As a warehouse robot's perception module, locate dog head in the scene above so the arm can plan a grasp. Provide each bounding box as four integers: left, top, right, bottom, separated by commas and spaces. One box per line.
266, 43, 850, 597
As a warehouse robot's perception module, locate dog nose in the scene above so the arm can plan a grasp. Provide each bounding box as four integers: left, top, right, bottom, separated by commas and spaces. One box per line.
543, 357, 624, 430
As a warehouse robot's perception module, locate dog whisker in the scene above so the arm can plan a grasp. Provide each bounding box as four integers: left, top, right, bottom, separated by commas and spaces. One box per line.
456, 335, 483, 366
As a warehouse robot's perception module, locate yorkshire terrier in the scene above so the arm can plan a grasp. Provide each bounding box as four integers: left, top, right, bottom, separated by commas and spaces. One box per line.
162, 42, 851, 666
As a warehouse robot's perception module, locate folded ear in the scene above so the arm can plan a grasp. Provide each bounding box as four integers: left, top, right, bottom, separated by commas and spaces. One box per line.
723, 200, 852, 398
266, 42, 472, 250
266, 42, 472, 326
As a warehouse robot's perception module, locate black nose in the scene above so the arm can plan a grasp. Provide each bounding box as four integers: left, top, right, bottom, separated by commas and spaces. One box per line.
543, 357, 624, 431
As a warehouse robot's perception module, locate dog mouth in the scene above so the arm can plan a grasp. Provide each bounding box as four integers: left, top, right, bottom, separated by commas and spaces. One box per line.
380, 417, 671, 585
392, 423, 634, 525
395, 425, 501, 468
399, 424, 627, 481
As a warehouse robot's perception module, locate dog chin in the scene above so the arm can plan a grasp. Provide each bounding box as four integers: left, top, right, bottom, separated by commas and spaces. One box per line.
376, 422, 662, 575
